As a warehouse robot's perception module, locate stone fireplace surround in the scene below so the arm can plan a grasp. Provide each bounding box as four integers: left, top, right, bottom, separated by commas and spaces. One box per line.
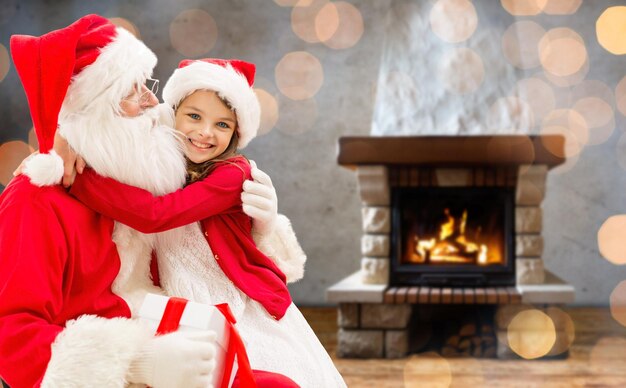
327, 135, 575, 359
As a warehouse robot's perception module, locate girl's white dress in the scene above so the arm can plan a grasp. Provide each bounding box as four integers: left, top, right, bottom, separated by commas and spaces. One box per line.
157, 224, 346, 388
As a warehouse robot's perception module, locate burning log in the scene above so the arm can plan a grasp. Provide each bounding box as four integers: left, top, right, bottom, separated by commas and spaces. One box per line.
404, 208, 491, 265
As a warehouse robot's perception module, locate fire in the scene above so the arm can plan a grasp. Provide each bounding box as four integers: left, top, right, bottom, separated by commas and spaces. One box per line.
405, 208, 497, 265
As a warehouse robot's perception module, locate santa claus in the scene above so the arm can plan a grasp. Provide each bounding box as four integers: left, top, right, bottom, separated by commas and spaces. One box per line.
0, 14, 304, 387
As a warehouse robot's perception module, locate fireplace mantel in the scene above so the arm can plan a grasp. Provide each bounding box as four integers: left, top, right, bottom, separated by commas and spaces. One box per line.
338, 135, 565, 168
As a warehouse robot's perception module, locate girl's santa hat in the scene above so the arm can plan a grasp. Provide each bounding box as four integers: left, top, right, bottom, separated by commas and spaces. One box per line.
162, 58, 261, 149
10, 14, 157, 185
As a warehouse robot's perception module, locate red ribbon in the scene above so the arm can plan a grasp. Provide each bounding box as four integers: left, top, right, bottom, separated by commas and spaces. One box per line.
156, 297, 257, 388
155, 297, 188, 335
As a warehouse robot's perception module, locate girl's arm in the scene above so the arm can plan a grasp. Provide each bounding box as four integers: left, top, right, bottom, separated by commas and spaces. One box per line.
69, 159, 250, 233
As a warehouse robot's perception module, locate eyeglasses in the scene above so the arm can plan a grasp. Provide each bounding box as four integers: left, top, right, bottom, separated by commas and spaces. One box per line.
123, 78, 160, 105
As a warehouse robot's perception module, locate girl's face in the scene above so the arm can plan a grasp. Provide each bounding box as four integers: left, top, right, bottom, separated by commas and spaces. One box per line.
175, 90, 237, 164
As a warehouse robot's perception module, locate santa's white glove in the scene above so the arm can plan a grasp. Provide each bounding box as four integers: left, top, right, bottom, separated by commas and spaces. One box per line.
242, 160, 278, 237
127, 330, 216, 388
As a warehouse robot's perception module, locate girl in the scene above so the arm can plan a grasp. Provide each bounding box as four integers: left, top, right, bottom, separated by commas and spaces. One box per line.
70, 58, 346, 387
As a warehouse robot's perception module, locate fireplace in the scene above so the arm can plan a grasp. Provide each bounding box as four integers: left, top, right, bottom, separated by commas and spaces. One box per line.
336, 135, 566, 287
390, 176, 516, 287
327, 135, 576, 360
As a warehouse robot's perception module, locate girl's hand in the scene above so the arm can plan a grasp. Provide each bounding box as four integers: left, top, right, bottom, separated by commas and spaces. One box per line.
242, 160, 278, 237
53, 132, 86, 187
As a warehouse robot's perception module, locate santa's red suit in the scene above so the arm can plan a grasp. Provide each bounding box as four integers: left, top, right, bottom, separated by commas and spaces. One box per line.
0, 175, 151, 387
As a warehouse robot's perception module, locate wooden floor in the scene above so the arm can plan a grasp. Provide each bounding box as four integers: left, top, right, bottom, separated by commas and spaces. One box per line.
300, 307, 626, 388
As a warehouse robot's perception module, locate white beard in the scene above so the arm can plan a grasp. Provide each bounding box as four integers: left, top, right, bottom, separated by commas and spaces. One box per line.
58, 106, 188, 315
59, 107, 186, 195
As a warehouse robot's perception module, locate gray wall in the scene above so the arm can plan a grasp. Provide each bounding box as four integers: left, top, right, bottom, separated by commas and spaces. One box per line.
1, 1, 624, 306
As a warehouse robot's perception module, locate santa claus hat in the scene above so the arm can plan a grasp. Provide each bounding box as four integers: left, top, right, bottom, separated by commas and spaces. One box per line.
162, 58, 260, 149
11, 14, 157, 155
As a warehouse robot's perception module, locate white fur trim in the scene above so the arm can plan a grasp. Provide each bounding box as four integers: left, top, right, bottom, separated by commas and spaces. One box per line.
254, 214, 307, 283
42, 315, 153, 387
162, 61, 260, 149
112, 223, 167, 316
59, 27, 157, 121
23, 151, 63, 187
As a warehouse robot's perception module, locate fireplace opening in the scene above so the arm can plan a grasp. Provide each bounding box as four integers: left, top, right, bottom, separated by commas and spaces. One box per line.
390, 187, 515, 287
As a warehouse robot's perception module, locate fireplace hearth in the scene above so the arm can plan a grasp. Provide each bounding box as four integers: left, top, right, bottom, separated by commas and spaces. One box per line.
328, 135, 575, 359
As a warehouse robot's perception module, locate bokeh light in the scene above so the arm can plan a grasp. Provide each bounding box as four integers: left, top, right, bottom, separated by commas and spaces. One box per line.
170, 9, 218, 58
255, 88, 279, 136
440, 48, 484, 94
0, 141, 32, 186
543, 56, 589, 87
314, 2, 339, 43
615, 76, 626, 117
291, 0, 329, 43
590, 337, 626, 373
502, 21, 545, 70
403, 352, 452, 388
429, 0, 478, 43
275, 51, 324, 101
598, 215, 626, 266
541, 109, 588, 158
501, 0, 547, 16
316, 1, 364, 49
109, 17, 140, 38
496, 305, 528, 340
297, 0, 315, 5
515, 77, 555, 122
543, 0, 582, 15
569, 80, 616, 145
572, 97, 615, 146
487, 97, 534, 133
0, 43, 9, 83
550, 151, 579, 175
275, 97, 318, 135
507, 309, 556, 359
618, 132, 626, 171
544, 307, 576, 355
610, 280, 626, 327
596, 6, 626, 55
539, 28, 587, 77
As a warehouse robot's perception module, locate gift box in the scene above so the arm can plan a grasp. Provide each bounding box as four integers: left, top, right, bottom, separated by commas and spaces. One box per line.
139, 293, 254, 388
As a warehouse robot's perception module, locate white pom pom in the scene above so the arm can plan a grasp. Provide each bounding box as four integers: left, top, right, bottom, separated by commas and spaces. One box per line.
23, 151, 64, 187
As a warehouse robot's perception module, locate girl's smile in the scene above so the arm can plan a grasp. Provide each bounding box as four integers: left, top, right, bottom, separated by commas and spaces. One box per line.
188, 138, 215, 150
